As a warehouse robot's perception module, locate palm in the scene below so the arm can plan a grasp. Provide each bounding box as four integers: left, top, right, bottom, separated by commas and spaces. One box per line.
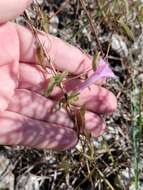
0, 21, 117, 150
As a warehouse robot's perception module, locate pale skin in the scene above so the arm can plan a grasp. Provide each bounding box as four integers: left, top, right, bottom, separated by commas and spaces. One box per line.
0, 0, 117, 150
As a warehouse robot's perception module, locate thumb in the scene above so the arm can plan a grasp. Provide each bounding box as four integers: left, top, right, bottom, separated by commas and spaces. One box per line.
0, 0, 33, 23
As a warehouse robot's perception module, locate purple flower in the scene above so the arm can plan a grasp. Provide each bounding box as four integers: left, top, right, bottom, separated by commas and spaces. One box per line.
79, 58, 116, 91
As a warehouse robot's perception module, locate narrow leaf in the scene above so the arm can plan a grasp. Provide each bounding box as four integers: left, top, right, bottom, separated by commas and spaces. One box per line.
67, 91, 80, 104
118, 19, 134, 41
75, 105, 86, 132
41, 11, 49, 33
35, 42, 45, 66
44, 78, 55, 96
92, 51, 100, 71
138, 6, 143, 22
44, 71, 68, 96
54, 71, 68, 84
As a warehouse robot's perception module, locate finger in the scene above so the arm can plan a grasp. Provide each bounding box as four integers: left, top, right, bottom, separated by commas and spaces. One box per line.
0, 23, 19, 111
7, 89, 74, 128
18, 64, 117, 114
73, 85, 117, 114
7, 89, 106, 137
84, 111, 106, 137
16, 24, 91, 75
0, 111, 78, 150
0, 0, 32, 23
52, 80, 117, 114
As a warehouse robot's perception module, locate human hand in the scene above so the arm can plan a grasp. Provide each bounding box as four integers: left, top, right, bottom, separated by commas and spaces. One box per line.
0, 0, 117, 150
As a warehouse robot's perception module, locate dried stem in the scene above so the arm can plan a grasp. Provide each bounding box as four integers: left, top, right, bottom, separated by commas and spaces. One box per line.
79, 0, 104, 56
48, 0, 69, 20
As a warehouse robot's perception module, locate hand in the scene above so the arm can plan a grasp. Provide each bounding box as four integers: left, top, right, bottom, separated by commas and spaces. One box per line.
0, 0, 117, 150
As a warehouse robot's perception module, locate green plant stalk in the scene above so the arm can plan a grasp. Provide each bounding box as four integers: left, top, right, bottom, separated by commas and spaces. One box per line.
130, 64, 142, 190
132, 103, 141, 190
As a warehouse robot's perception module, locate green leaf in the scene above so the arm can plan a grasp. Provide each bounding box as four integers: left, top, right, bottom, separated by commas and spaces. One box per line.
92, 51, 100, 71
44, 77, 56, 97
58, 91, 79, 109
138, 6, 143, 22
67, 91, 80, 103
44, 71, 68, 97
118, 19, 134, 41
41, 11, 49, 33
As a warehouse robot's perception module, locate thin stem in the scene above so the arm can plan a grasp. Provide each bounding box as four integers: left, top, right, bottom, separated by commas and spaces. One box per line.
79, 0, 104, 56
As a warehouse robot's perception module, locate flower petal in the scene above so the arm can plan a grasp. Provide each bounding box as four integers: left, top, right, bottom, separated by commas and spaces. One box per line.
79, 58, 116, 91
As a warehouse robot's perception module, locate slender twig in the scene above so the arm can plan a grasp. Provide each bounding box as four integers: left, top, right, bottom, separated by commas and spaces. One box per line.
48, 0, 69, 20
79, 0, 104, 56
